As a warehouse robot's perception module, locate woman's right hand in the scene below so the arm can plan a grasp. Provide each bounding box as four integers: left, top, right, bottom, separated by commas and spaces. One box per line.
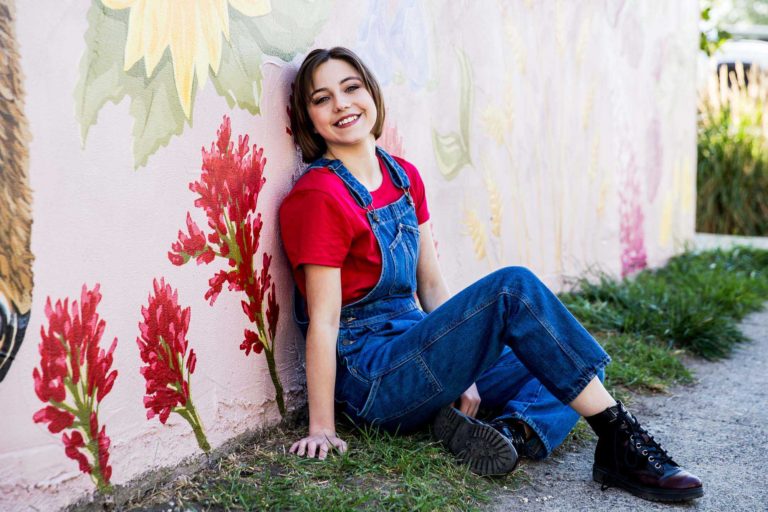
289, 428, 348, 460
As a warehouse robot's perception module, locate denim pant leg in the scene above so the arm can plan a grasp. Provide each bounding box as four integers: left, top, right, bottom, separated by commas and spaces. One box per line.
477, 347, 607, 459
355, 267, 611, 432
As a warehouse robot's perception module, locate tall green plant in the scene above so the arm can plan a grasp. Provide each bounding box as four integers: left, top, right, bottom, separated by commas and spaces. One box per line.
697, 63, 768, 235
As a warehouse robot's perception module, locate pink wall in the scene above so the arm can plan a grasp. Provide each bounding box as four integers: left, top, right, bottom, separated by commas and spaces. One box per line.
0, 1, 699, 510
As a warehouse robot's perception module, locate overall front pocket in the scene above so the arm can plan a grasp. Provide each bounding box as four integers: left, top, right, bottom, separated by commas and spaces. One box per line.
363, 354, 442, 424
388, 222, 420, 295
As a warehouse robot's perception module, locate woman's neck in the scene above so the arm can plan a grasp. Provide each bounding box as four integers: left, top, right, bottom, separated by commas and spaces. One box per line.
326, 138, 382, 190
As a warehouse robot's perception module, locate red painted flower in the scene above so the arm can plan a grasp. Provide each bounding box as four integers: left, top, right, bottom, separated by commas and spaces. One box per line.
137, 278, 210, 451
32, 284, 117, 490
90, 412, 112, 483
137, 278, 193, 423
168, 115, 284, 416
32, 406, 74, 434
63, 430, 91, 474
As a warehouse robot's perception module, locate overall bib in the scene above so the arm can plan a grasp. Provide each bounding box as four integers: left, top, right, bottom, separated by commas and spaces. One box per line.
296, 147, 610, 458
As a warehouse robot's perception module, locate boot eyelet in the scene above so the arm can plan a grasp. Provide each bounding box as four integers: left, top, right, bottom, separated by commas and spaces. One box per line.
648, 456, 655, 462
655, 463, 662, 469
635, 443, 641, 449
642, 450, 648, 455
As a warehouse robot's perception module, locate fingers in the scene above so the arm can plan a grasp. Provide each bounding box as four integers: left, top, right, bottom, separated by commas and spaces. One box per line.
289, 435, 347, 459
459, 396, 480, 418
334, 438, 348, 454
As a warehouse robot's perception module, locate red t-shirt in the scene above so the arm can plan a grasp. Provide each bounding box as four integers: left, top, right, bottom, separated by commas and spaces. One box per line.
279, 155, 430, 305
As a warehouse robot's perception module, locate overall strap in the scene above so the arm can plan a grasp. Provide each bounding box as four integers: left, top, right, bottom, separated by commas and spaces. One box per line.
307, 157, 373, 209
376, 146, 411, 190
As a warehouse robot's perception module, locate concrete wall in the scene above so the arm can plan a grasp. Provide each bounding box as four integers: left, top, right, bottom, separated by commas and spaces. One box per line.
0, 0, 699, 509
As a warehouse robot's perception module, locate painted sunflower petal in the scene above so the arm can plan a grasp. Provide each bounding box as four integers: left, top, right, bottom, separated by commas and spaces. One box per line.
144, 0, 171, 76
168, 7, 196, 118
212, 0, 230, 41
197, 0, 224, 77
229, 0, 271, 17
193, 2, 212, 90
123, 0, 147, 72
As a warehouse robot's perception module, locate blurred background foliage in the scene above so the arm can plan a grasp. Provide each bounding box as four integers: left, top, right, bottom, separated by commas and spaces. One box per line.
698, 0, 768, 235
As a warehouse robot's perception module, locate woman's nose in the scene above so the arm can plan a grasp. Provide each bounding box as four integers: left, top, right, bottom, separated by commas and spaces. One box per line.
333, 96, 350, 112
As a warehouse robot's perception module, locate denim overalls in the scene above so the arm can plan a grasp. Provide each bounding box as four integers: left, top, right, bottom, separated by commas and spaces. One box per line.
295, 147, 611, 458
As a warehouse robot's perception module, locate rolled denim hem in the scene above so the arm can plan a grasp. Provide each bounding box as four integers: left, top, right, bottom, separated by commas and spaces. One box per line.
560, 354, 612, 405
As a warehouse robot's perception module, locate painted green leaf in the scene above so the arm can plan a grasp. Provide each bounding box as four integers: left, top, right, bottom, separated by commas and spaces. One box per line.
432, 48, 473, 180
212, 0, 333, 114
73, 2, 130, 143
431, 130, 471, 180
244, 0, 333, 61
74, 1, 187, 169
126, 58, 188, 169
210, 26, 264, 116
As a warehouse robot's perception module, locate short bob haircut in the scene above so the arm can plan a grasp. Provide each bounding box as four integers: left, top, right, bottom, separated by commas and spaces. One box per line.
291, 47, 386, 163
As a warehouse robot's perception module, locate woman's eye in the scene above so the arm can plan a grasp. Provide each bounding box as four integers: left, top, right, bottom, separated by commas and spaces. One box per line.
346, 85, 360, 93
312, 96, 329, 105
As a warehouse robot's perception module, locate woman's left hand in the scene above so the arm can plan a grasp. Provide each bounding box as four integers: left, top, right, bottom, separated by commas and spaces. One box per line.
456, 382, 481, 418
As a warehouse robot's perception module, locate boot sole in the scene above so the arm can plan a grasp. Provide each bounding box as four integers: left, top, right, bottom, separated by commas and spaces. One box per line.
593, 466, 704, 502
433, 406, 518, 476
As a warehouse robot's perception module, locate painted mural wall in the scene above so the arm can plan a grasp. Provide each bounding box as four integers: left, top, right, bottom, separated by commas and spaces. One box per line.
0, 0, 699, 509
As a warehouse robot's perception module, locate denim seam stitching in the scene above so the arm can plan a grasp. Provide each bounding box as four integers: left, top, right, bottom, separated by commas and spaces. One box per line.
507, 289, 589, 375
369, 355, 442, 423
403, 289, 593, 403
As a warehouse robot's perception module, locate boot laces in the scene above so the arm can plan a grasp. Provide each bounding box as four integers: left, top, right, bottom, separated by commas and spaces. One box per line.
622, 412, 674, 470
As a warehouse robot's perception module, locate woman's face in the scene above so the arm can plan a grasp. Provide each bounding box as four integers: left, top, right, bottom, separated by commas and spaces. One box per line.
307, 58, 377, 152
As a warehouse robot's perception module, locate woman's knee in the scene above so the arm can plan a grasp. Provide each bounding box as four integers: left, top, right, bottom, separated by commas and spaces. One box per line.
493, 266, 541, 289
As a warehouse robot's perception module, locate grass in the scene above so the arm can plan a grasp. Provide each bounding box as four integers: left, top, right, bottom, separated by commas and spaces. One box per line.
561, 247, 768, 359
124, 422, 516, 512
123, 247, 768, 511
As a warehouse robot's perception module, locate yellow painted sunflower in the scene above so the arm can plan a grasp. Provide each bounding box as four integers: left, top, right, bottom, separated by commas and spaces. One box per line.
102, 0, 271, 118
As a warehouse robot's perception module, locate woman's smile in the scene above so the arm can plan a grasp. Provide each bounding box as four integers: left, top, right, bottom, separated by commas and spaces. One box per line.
334, 113, 361, 128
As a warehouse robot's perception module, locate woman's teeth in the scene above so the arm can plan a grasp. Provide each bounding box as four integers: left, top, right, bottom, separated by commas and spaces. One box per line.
336, 115, 359, 127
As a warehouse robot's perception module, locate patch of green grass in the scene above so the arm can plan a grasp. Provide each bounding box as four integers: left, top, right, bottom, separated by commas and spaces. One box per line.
561, 247, 768, 359
598, 333, 692, 392
129, 423, 519, 512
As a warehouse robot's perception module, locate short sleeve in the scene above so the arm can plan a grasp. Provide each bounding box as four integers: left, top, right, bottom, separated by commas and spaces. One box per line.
279, 189, 353, 269
395, 157, 430, 224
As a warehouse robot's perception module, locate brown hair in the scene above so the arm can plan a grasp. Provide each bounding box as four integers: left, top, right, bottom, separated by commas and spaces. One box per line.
290, 47, 386, 163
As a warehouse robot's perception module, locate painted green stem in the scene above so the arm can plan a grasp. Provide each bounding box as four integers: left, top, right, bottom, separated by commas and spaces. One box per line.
264, 347, 286, 418
184, 398, 211, 453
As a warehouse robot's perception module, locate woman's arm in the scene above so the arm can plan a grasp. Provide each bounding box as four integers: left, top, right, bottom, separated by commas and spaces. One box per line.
416, 222, 451, 313
289, 264, 348, 459
415, 222, 481, 417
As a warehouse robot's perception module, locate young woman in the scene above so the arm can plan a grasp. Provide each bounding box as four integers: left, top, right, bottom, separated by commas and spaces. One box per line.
279, 47, 703, 503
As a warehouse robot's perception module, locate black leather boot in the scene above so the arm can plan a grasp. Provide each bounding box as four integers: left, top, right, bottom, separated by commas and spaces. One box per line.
489, 419, 533, 458
432, 406, 519, 476
586, 402, 703, 502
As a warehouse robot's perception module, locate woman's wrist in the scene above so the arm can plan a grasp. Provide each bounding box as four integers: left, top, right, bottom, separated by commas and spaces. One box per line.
309, 425, 337, 436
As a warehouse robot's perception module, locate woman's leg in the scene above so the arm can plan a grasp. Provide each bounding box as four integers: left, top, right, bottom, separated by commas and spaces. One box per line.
475, 346, 583, 459
569, 375, 616, 416
349, 266, 702, 501
353, 266, 610, 430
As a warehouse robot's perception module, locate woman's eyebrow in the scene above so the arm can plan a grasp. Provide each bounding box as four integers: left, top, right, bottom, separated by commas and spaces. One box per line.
310, 76, 362, 97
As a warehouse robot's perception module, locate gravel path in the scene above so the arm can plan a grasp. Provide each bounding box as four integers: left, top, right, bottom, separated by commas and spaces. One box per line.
488, 307, 768, 512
